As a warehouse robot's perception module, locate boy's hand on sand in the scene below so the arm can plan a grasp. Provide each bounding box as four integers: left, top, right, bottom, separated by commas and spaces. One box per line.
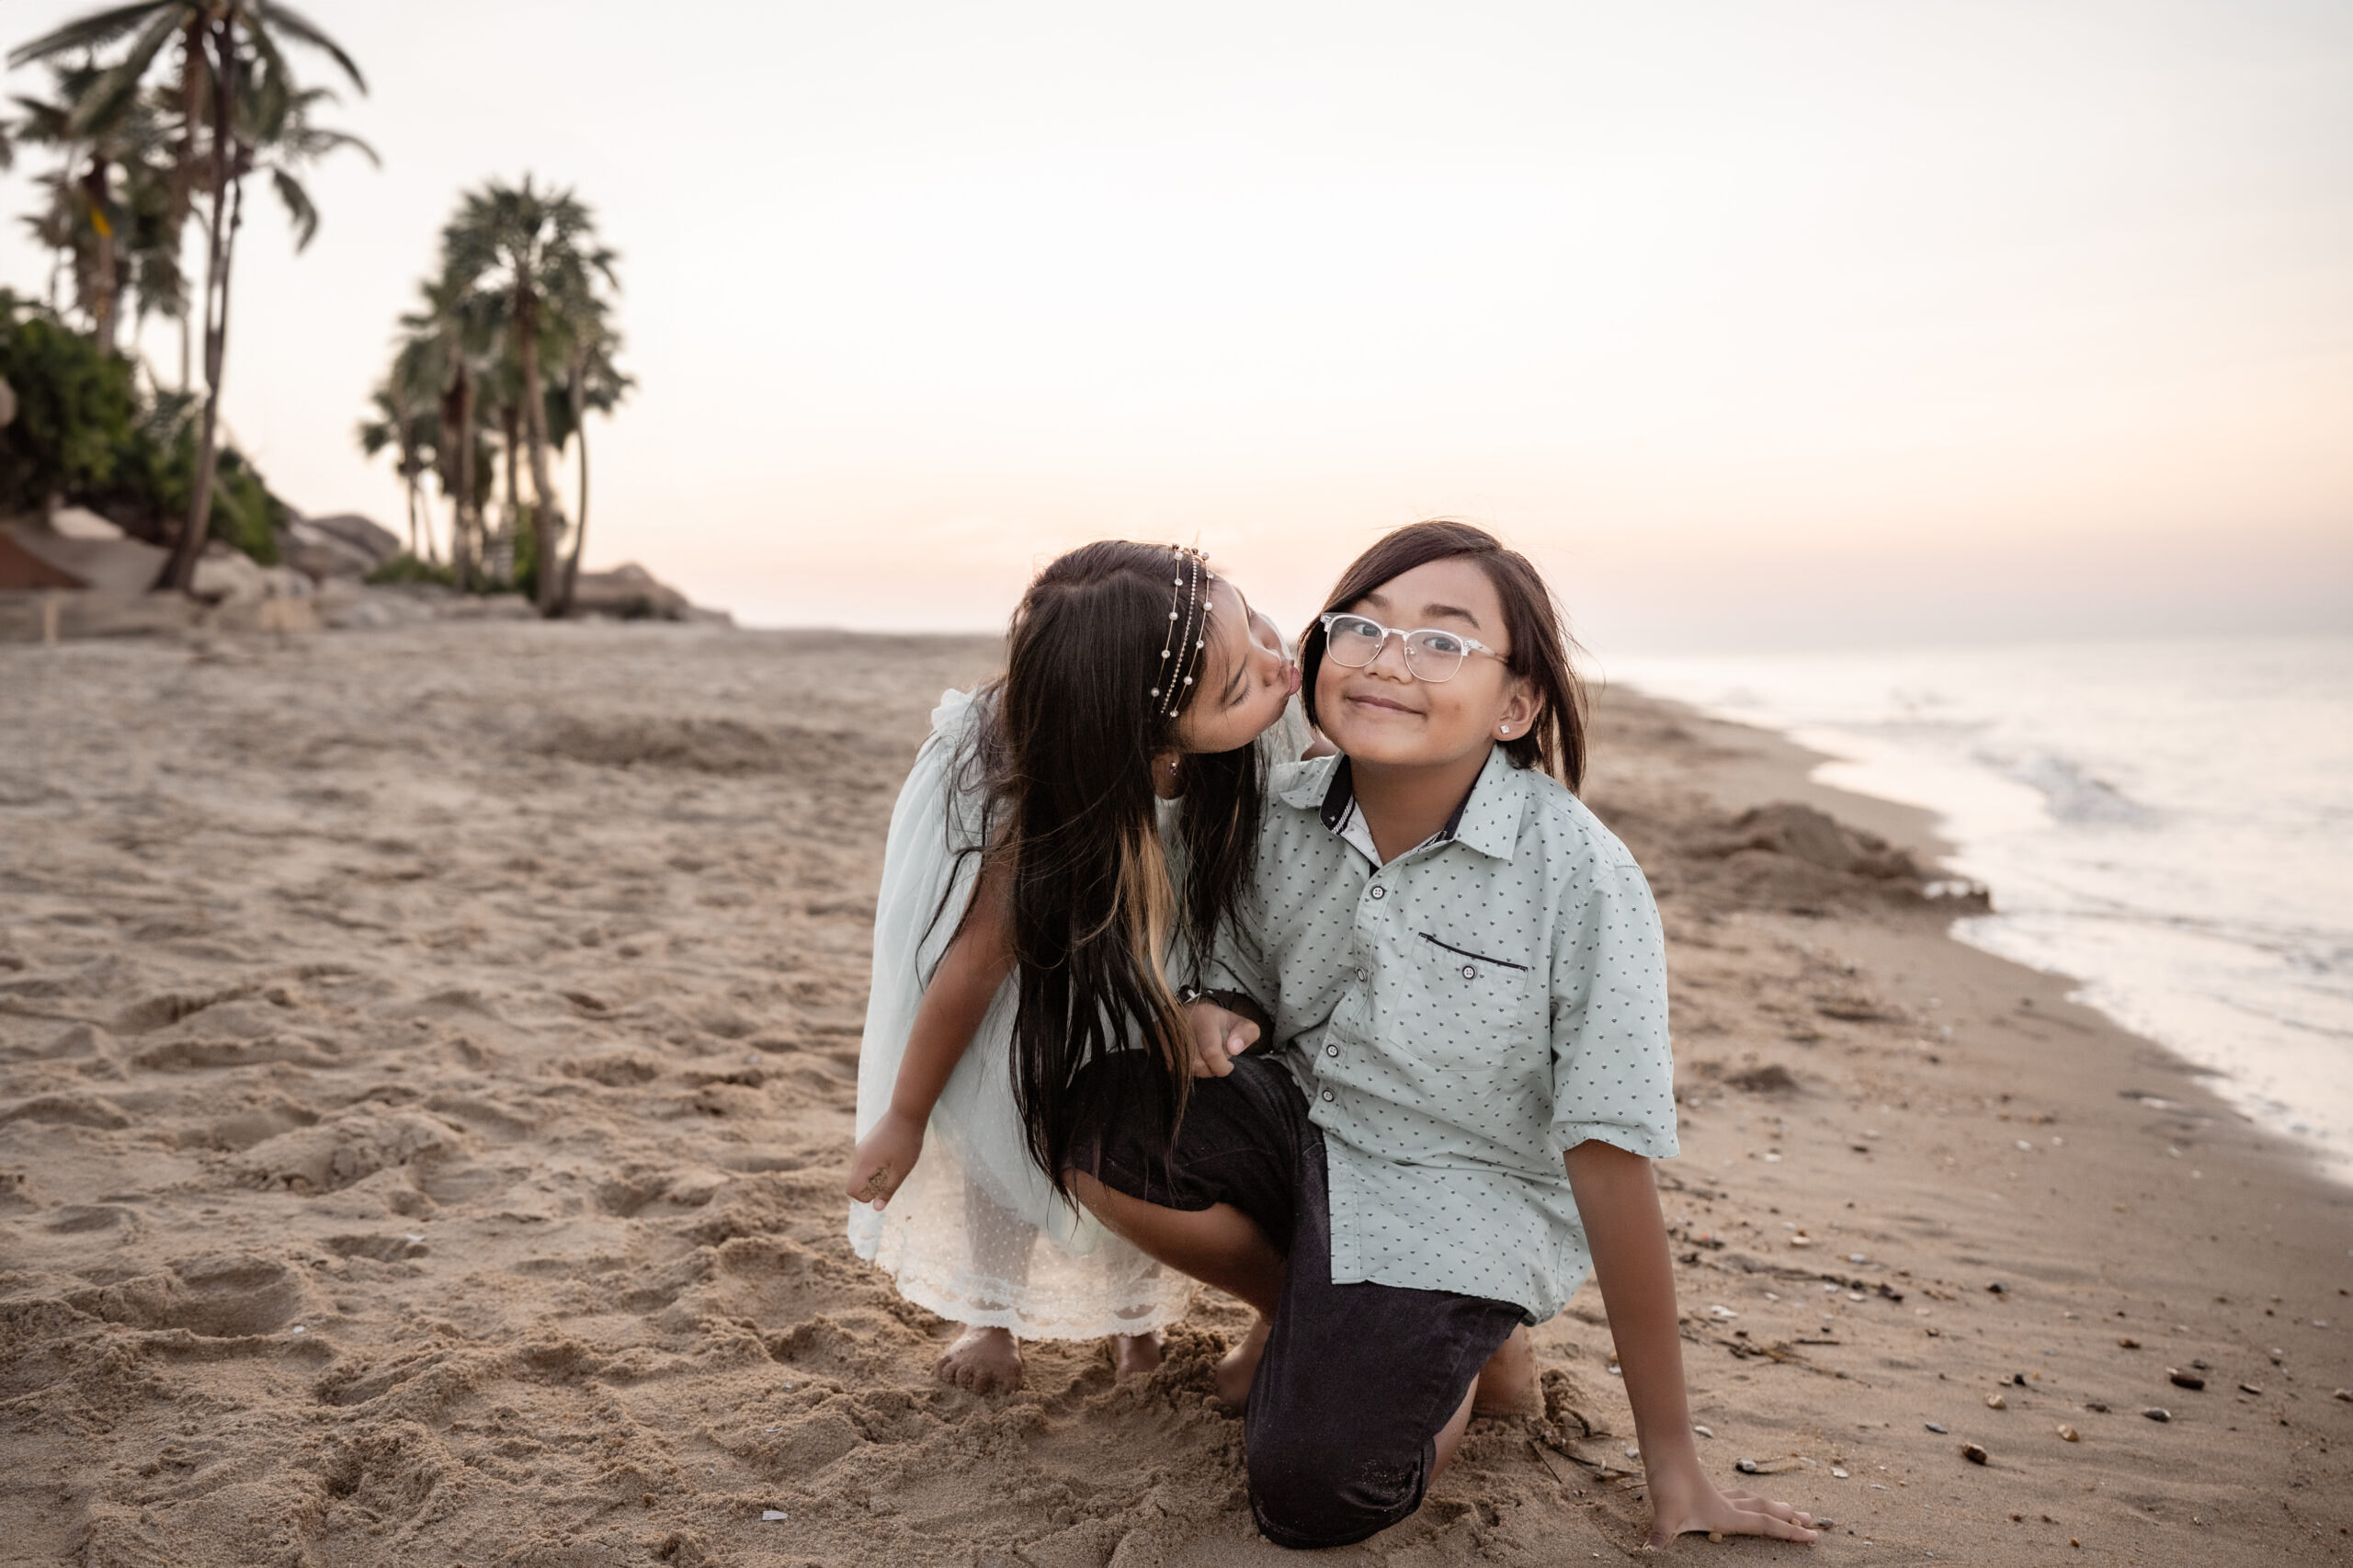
1181, 1001, 1258, 1078
846, 1110, 925, 1210
1643, 1469, 1819, 1549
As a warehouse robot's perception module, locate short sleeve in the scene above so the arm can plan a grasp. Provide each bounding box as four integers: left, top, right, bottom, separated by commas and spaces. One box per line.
1547, 857, 1678, 1163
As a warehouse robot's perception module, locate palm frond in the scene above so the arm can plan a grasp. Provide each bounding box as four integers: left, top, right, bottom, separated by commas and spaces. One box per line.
6, 2, 176, 69
65, 6, 186, 136
252, 1, 366, 92
269, 166, 317, 248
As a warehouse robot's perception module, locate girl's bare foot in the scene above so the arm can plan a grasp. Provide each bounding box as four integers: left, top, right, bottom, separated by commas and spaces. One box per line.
1110, 1331, 1163, 1379
1213, 1315, 1272, 1408
936, 1325, 1023, 1393
1472, 1324, 1541, 1417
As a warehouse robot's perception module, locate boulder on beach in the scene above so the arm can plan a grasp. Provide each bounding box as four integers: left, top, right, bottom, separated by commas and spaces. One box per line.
278, 511, 403, 582
567, 562, 728, 623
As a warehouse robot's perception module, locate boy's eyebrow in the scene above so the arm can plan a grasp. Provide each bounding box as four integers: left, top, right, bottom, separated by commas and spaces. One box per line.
1416, 601, 1483, 630
1358, 589, 1483, 631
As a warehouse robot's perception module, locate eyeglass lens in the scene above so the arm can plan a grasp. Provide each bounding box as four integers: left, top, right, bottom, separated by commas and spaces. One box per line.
1324, 616, 1467, 680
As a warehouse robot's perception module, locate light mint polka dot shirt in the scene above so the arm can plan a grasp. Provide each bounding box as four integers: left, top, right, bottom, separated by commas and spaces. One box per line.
1211, 745, 1679, 1324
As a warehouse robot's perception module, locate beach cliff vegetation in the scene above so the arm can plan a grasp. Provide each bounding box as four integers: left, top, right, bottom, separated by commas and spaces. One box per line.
6, 1, 374, 591
0, 287, 287, 564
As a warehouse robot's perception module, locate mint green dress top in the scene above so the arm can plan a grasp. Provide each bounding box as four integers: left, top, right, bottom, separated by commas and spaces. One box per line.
1210, 744, 1679, 1324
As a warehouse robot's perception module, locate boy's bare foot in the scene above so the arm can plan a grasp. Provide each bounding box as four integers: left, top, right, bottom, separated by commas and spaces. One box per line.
1472, 1324, 1541, 1417
936, 1325, 1023, 1393
1110, 1331, 1163, 1379
1213, 1315, 1272, 1408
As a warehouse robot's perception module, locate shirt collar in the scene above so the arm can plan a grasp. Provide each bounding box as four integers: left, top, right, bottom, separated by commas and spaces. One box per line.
1283, 747, 1526, 863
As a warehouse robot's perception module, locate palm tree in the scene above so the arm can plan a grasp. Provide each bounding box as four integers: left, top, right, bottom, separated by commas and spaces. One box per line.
438, 177, 616, 613
394, 272, 498, 589
6, 60, 182, 358
546, 301, 631, 615
9, 2, 369, 593
356, 378, 433, 563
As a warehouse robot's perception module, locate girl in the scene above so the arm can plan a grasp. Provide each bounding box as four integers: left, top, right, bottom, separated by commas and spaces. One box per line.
844, 540, 1305, 1392
1064, 521, 1821, 1550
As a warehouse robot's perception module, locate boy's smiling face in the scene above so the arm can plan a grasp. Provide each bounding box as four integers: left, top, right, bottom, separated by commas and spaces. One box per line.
1314, 558, 1540, 771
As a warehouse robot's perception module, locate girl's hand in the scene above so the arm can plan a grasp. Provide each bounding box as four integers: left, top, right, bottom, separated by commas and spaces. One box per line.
846, 1109, 926, 1210
1179, 1000, 1259, 1078
1643, 1467, 1820, 1548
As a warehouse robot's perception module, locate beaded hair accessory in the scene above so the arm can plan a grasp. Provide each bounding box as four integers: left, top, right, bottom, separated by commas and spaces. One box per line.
1149, 544, 1214, 718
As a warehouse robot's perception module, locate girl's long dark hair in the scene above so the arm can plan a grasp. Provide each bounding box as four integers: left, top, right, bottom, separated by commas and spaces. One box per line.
965, 541, 1260, 1196
1301, 519, 1589, 790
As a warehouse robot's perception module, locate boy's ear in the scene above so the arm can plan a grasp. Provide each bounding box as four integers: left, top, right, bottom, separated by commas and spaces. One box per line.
1499, 673, 1544, 737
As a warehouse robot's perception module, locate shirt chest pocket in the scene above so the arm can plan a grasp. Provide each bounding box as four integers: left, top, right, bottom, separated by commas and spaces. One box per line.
1386, 929, 1541, 1053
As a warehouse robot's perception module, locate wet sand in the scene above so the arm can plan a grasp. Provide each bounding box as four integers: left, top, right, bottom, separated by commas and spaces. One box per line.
1, 621, 2347, 1566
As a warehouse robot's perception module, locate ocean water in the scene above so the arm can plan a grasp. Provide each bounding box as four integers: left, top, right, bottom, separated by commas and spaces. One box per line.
1608, 633, 2353, 1179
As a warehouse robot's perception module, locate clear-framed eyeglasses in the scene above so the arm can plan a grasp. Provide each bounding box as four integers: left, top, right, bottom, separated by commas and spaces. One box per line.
1318, 612, 1502, 683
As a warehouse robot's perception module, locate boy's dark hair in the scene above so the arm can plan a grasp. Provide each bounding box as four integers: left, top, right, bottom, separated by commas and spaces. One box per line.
1300, 519, 1589, 790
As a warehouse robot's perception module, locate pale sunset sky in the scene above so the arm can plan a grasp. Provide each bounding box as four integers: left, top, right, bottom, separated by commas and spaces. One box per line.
4, 1, 2347, 653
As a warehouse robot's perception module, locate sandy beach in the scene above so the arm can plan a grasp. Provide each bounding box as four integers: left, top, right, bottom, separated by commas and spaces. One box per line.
2, 620, 2347, 1568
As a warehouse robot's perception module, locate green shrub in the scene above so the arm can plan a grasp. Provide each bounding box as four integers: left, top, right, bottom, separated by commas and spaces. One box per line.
0, 290, 290, 566
366, 552, 454, 587
0, 289, 137, 510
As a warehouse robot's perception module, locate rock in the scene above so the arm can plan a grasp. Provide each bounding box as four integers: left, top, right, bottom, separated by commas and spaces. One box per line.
2167, 1369, 2204, 1390
2117, 1337, 2141, 1348
564, 562, 729, 623
1925, 1422, 1949, 1434
1985, 1393, 2007, 1409
2333, 1389, 2351, 1403
2084, 1402, 2111, 1413
47, 506, 123, 540
1962, 1443, 1988, 1465
3, 521, 165, 595
2142, 1407, 2171, 1423
1988, 1281, 2009, 1294
2057, 1425, 2079, 1441
278, 512, 402, 582
2237, 1383, 2264, 1396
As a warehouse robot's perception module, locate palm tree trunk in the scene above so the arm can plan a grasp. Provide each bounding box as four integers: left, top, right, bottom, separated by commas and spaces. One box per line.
83, 155, 119, 356
448, 363, 477, 589
557, 368, 588, 616
158, 19, 238, 595
515, 283, 565, 615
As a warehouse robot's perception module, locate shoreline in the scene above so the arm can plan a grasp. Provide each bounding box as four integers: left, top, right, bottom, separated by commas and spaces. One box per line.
0, 622, 2347, 1565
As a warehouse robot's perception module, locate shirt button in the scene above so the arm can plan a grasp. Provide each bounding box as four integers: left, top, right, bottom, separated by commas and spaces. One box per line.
1324, 1043, 1339, 1058
1320, 1088, 1336, 1102
1355, 967, 1369, 983
1462, 964, 1476, 980
1370, 885, 1385, 900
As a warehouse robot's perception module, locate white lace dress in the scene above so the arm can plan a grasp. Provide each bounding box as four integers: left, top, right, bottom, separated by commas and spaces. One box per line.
847, 686, 1307, 1339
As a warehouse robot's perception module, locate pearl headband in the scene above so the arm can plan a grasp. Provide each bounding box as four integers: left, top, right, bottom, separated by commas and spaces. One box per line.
1149, 544, 1214, 718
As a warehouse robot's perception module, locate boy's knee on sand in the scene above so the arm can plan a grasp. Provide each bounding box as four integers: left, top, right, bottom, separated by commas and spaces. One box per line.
1246, 1436, 1426, 1549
